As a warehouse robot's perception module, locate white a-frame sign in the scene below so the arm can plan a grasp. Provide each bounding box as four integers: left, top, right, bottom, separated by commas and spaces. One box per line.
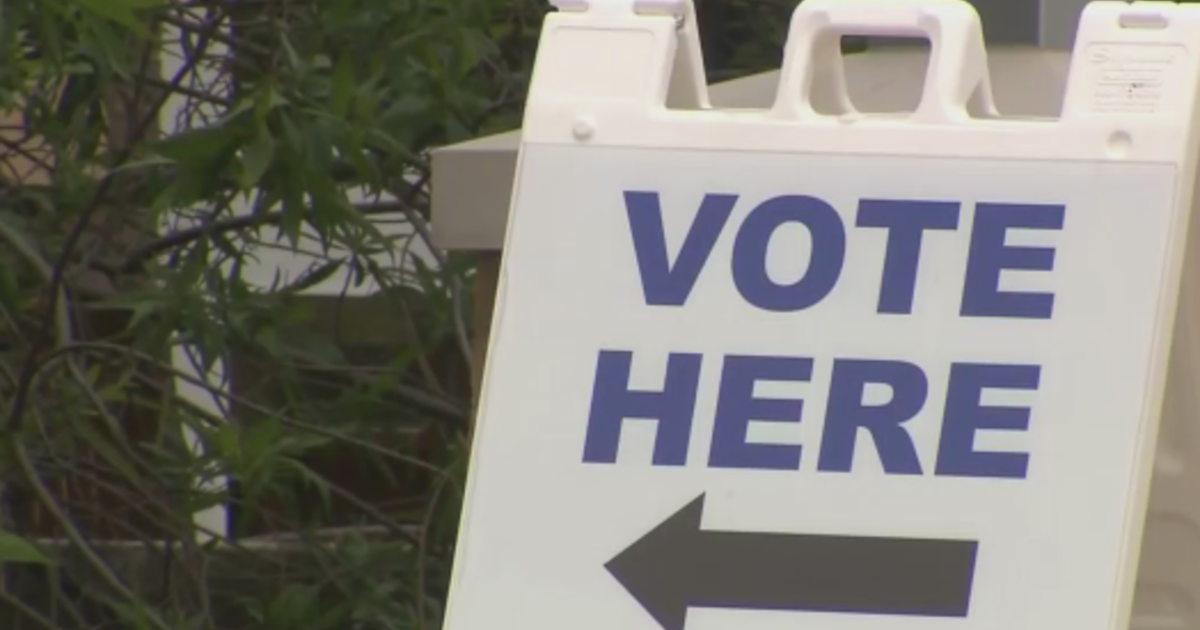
442, 1, 1200, 629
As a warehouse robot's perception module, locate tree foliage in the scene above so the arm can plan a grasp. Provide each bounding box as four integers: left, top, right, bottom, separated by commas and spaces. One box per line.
0, 0, 542, 628
0, 0, 795, 628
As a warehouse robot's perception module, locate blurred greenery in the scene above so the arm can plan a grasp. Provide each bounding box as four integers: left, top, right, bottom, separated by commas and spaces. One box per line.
0, 0, 806, 628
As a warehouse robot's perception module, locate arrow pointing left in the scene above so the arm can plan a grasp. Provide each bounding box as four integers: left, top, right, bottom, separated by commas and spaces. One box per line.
605, 493, 979, 630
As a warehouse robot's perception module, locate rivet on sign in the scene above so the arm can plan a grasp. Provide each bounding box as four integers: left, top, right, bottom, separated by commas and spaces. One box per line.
1107, 130, 1132, 159
573, 116, 597, 141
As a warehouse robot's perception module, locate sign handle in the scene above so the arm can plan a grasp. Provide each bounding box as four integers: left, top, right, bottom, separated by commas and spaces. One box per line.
772, 0, 998, 124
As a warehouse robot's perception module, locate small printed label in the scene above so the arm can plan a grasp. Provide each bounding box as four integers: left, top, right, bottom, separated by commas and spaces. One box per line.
1085, 43, 1187, 115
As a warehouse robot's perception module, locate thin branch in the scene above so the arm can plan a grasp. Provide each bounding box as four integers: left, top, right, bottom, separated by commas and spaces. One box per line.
171, 380, 452, 480
416, 467, 455, 630
397, 295, 445, 395
138, 75, 233, 108
12, 441, 175, 630
120, 201, 410, 273
25, 436, 232, 557
158, 11, 273, 58
281, 355, 468, 422
312, 467, 422, 548
383, 176, 475, 376
4, 7, 229, 435
0, 301, 25, 355
0, 217, 72, 350
40, 341, 450, 479
48, 572, 90, 630
0, 135, 54, 175
0, 211, 162, 491
0, 589, 63, 630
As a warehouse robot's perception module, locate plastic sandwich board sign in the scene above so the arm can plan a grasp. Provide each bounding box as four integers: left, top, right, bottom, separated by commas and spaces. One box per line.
441, 1, 1200, 629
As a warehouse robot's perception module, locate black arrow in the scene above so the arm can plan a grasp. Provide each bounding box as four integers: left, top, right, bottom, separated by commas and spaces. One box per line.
605, 494, 979, 630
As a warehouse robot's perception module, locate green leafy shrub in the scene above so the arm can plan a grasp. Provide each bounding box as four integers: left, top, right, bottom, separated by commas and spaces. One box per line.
0, 0, 802, 628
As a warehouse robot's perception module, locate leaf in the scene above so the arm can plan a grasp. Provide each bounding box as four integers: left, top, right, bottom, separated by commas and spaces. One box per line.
0, 531, 51, 564
101, 288, 168, 329
279, 34, 304, 72
277, 116, 308, 249
79, 9, 136, 78
186, 487, 230, 516
216, 97, 257, 128
0, 265, 19, 314
264, 584, 349, 630
280, 334, 346, 365
109, 601, 156, 630
254, 87, 289, 123
331, 55, 356, 117
37, 5, 66, 66
209, 423, 241, 466
280, 260, 343, 296
110, 155, 175, 174
307, 176, 349, 238
73, 0, 155, 35
155, 125, 247, 198
239, 125, 276, 189
287, 460, 333, 517
72, 413, 142, 485
280, 176, 306, 249
156, 126, 240, 167
244, 417, 284, 466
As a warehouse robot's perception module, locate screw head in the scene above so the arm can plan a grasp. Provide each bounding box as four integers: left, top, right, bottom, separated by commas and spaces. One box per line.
573, 116, 597, 141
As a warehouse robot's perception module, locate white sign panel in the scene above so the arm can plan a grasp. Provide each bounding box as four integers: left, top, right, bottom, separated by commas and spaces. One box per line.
441, 2, 1200, 630
448, 146, 1174, 630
